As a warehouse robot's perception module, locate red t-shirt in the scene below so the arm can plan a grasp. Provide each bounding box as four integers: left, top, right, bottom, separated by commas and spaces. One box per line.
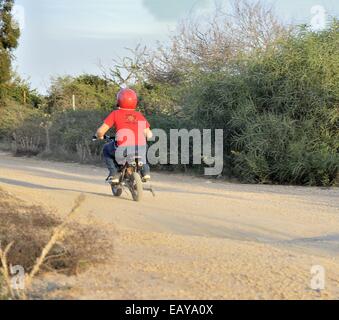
104, 109, 150, 146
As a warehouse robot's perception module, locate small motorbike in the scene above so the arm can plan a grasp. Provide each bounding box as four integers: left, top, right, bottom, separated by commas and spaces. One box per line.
92, 135, 155, 202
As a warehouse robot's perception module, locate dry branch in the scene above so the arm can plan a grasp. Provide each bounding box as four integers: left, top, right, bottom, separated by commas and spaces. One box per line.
0, 242, 14, 298
25, 194, 86, 289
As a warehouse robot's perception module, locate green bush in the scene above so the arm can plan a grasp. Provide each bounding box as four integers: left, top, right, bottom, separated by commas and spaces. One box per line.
11, 109, 47, 156
46, 75, 119, 113
181, 20, 339, 185
48, 109, 108, 162
0, 101, 44, 140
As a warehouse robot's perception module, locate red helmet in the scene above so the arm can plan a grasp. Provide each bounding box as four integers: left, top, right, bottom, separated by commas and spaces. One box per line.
117, 88, 138, 110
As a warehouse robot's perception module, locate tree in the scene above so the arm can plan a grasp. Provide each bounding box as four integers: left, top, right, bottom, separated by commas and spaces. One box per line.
138, 0, 288, 85
0, 0, 20, 102
46, 75, 119, 113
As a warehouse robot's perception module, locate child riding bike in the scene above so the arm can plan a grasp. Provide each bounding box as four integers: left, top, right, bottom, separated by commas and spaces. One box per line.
96, 88, 153, 184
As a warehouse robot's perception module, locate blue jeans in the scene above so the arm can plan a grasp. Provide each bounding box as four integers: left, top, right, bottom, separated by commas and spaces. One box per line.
103, 142, 150, 177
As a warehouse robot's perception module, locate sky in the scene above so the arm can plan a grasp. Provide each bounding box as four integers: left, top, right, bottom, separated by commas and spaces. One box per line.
12, 0, 339, 93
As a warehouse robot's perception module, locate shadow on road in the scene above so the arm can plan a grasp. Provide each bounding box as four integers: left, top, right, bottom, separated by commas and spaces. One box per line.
279, 234, 339, 255
0, 177, 133, 202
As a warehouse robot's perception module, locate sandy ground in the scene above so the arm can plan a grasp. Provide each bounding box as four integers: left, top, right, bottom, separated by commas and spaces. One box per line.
0, 151, 338, 300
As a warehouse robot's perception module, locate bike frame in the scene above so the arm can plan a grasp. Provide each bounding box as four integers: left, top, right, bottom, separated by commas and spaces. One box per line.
119, 157, 143, 184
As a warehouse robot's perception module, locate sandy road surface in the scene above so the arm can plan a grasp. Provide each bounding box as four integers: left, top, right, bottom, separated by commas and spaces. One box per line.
0, 152, 339, 299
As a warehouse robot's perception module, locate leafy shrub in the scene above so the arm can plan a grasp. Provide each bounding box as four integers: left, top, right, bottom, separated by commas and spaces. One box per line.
11, 109, 47, 156
0, 101, 25, 138
49, 109, 108, 162
182, 20, 339, 185
46, 75, 119, 113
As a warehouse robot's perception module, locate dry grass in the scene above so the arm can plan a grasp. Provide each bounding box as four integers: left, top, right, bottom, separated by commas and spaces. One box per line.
0, 187, 114, 299
0, 242, 14, 298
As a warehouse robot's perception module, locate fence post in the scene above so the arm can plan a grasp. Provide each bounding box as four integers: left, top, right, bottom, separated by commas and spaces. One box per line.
72, 95, 76, 111
23, 90, 27, 105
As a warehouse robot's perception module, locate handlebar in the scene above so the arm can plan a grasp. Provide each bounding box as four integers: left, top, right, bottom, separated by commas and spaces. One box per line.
92, 134, 151, 145
92, 135, 115, 142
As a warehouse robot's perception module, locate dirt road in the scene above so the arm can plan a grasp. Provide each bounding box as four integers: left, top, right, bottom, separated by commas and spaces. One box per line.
0, 152, 339, 299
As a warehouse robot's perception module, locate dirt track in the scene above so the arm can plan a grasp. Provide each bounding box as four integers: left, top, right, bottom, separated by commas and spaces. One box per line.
0, 152, 339, 299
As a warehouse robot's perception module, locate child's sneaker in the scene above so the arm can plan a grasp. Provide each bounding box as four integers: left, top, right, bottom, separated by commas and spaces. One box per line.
142, 174, 151, 182
106, 175, 120, 184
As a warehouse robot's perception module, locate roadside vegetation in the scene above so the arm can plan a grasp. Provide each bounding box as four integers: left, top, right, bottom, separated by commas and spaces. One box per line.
0, 187, 114, 299
0, 0, 338, 186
